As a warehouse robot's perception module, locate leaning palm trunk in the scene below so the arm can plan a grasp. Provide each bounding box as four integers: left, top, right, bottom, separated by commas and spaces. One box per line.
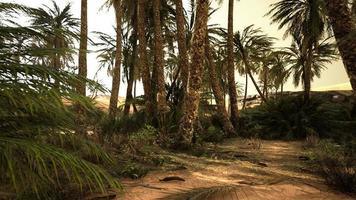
205, 39, 235, 136
109, 0, 123, 118
175, 0, 190, 94
153, 0, 167, 114
262, 66, 268, 100
227, 0, 239, 128
242, 73, 248, 110
243, 58, 267, 102
324, 0, 356, 102
137, 0, 154, 118
178, 0, 209, 147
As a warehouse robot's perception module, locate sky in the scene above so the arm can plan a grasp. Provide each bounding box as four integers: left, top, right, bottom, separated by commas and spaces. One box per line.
4, 0, 351, 96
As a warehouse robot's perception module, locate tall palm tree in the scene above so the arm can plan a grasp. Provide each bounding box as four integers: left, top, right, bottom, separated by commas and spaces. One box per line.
103, 0, 123, 118
234, 25, 275, 102
205, 39, 236, 136
323, 0, 356, 100
75, 0, 88, 135
286, 36, 338, 90
153, 0, 167, 115
137, 0, 154, 118
175, 0, 190, 94
226, 0, 239, 128
178, 0, 209, 147
78, 0, 87, 96
121, 0, 139, 115
30, 1, 79, 72
269, 51, 290, 96
268, 0, 328, 102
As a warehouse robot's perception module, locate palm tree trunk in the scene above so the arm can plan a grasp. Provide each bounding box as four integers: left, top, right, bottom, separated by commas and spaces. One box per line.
124, 29, 137, 115
303, 49, 312, 103
78, 0, 87, 96
280, 82, 284, 97
75, 0, 88, 136
175, 0, 190, 93
137, 0, 154, 118
243, 73, 248, 110
109, 0, 123, 118
178, 0, 209, 147
263, 66, 268, 100
243, 58, 267, 102
205, 39, 235, 136
324, 0, 356, 101
153, 0, 167, 114
227, 0, 239, 128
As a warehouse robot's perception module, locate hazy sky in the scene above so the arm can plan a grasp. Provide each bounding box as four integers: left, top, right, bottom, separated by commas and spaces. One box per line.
4, 0, 350, 96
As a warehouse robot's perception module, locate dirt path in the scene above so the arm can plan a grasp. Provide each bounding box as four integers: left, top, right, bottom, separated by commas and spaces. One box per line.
116, 139, 353, 199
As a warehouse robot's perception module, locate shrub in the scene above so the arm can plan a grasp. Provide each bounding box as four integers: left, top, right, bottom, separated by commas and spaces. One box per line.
99, 111, 147, 141
240, 95, 356, 140
307, 140, 356, 193
199, 125, 225, 143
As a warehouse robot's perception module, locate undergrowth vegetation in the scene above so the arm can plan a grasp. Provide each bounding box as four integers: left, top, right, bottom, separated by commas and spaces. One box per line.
240, 94, 356, 141
306, 140, 356, 193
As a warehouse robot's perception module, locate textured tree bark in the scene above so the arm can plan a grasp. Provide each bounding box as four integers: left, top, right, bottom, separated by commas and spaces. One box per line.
175, 0, 190, 93
303, 48, 312, 103
75, 0, 88, 135
178, 0, 209, 147
137, 0, 154, 118
153, 0, 167, 114
78, 0, 87, 96
227, 0, 239, 128
205, 39, 236, 136
109, 0, 123, 118
324, 0, 356, 101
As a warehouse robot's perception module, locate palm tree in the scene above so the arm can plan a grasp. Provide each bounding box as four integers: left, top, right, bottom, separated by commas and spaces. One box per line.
75, 0, 88, 135
175, 0, 190, 94
323, 0, 356, 99
269, 51, 290, 97
153, 0, 168, 115
234, 25, 275, 102
103, 0, 123, 118
137, 0, 154, 118
178, 0, 209, 147
205, 39, 236, 136
78, 0, 87, 96
286, 36, 338, 91
268, 0, 329, 102
225, 0, 239, 128
121, 0, 139, 115
30, 1, 79, 72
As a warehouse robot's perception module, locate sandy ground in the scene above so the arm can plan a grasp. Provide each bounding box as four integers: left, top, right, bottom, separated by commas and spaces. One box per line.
116, 139, 354, 200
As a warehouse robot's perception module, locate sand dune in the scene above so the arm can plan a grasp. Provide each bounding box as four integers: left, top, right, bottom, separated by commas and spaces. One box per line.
313, 82, 352, 91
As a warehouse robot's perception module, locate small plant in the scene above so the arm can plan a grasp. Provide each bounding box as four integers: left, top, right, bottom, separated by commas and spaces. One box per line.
247, 137, 262, 150
120, 162, 149, 179
119, 125, 159, 155
304, 128, 320, 148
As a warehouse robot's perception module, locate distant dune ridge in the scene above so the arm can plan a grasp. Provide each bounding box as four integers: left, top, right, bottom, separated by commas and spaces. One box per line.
313, 82, 352, 91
